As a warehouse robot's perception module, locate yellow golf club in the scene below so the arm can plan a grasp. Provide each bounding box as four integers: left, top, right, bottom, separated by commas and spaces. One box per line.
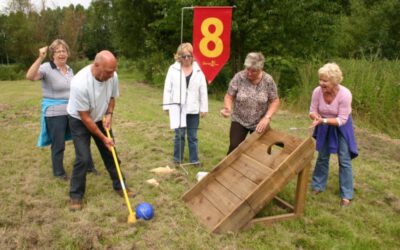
104, 123, 136, 224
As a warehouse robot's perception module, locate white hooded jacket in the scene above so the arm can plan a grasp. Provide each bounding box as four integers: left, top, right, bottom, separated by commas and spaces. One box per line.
162, 61, 208, 114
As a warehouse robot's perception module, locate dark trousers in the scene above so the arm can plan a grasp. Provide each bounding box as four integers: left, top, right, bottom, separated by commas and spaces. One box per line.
227, 121, 254, 154
68, 116, 125, 199
45, 115, 69, 177
46, 115, 96, 177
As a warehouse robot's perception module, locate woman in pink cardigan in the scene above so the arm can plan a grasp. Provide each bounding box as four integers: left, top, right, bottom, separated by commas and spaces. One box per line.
309, 63, 358, 207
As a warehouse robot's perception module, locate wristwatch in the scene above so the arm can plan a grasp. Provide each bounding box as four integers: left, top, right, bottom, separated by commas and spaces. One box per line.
322, 118, 328, 124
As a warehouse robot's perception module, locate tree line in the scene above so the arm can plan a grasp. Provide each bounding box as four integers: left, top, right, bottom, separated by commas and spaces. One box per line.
1, 0, 399, 94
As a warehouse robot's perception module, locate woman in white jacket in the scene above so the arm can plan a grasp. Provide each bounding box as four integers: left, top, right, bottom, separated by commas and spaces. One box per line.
163, 43, 208, 166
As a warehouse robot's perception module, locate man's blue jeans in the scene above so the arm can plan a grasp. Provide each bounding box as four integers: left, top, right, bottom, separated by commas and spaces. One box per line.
174, 114, 200, 163
312, 132, 354, 199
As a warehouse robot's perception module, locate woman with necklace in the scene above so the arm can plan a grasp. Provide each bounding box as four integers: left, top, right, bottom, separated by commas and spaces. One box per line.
309, 62, 358, 206
220, 52, 280, 154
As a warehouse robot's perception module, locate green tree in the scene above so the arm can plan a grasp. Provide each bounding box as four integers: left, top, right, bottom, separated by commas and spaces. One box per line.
3, 11, 34, 65
338, 0, 400, 59
111, 0, 158, 58
82, 0, 114, 59
58, 5, 86, 60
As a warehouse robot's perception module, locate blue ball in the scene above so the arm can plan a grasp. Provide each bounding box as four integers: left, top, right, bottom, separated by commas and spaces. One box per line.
135, 202, 154, 220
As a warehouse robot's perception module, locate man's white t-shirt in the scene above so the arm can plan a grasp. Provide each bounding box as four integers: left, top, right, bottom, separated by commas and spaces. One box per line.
67, 65, 119, 122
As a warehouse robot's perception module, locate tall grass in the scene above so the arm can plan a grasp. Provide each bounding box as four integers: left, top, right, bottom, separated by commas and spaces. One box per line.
288, 58, 400, 138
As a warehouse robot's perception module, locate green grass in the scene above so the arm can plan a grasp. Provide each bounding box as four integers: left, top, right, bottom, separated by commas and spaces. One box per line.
0, 75, 399, 249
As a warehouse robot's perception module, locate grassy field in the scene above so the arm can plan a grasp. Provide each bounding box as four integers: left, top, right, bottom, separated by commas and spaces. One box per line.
0, 76, 399, 249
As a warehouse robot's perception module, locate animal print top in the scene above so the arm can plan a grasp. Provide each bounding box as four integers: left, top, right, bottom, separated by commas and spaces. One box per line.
227, 70, 278, 129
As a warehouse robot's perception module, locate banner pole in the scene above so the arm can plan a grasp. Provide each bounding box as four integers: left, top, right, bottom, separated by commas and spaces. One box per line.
177, 6, 194, 174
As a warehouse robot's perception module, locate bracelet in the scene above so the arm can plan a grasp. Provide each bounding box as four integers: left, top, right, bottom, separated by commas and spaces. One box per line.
106, 112, 113, 115
265, 115, 272, 120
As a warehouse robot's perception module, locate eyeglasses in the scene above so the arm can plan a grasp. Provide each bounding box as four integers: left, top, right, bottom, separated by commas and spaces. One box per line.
181, 54, 192, 59
54, 50, 67, 54
246, 67, 259, 74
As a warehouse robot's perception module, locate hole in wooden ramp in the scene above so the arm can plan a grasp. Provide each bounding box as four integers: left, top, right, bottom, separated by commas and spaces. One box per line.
267, 142, 284, 155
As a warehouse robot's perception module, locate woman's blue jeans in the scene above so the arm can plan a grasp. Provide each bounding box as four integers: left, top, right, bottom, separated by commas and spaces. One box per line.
312, 132, 354, 199
174, 114, 200, 163
46, 115, 96, 178
45, 115, 69, 177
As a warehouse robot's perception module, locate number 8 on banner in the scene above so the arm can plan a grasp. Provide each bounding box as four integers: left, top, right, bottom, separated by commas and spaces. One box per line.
193, 7, 232, 84
199, 17, 223, 58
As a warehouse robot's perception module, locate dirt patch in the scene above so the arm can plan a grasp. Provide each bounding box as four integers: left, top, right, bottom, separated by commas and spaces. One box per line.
0, 103, 11, 112
355, 127, 400, 162
384, 192, 400, 214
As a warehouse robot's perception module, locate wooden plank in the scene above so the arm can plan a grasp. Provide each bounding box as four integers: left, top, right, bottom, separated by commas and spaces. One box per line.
274, 196, 294, 212
215, 167, 257, 200
248, 213, 299, 227
183, 171, 221, 201
183, 158, 238, 201
246, 141, 279, 167
213, 201, 256, 233
246, 137, 315, 212
183, 131, 266, 201
201, 181, 242, 215
183, 133, 314, 233
269, 153, 290, 170
294, 163, 312, 215
185, 193, 225, 231
226, 126, 266, 158
258, 130, 302, 152
183, 128, 274, 201
231, 154, 273, 184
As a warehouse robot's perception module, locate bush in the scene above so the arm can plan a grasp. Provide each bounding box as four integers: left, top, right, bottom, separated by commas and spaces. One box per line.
0, 64, 25, 80
69, 58, 91, 73
136, 53, 171, 88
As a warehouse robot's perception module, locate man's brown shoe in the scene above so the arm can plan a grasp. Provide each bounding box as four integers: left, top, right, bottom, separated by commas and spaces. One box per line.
69, 198, 83, 211
115, 188, 136, 198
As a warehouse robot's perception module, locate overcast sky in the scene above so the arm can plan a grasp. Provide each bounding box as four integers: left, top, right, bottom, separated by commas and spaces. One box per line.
0, 0, 92, 12
34, 0, 92, 9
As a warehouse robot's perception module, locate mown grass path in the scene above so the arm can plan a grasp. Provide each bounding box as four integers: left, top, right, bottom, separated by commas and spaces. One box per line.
0, 78, 399, 249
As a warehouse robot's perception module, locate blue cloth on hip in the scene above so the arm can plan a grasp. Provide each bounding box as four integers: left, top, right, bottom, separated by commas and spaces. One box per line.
312, 115, 358, 159
37, 98, 71, 147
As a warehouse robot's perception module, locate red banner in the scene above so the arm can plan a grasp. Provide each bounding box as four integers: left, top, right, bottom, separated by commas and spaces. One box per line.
193, 7, 232, 84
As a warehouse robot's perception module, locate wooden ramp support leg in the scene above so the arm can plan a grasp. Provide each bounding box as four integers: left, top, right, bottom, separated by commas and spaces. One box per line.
247, 163, 311, 227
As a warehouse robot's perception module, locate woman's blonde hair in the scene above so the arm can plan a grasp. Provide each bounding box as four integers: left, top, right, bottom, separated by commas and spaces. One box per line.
244, 52, 265, 70
174, 42, 193, 62
318, 63, 343, 85
48, 39, 70, 60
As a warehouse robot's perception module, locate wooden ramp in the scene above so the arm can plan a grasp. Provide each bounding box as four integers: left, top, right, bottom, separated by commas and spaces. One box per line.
182, 128, 315, 233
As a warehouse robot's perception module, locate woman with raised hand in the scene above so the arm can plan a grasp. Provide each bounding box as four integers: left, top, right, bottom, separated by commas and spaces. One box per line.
26, 39, 97, 180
